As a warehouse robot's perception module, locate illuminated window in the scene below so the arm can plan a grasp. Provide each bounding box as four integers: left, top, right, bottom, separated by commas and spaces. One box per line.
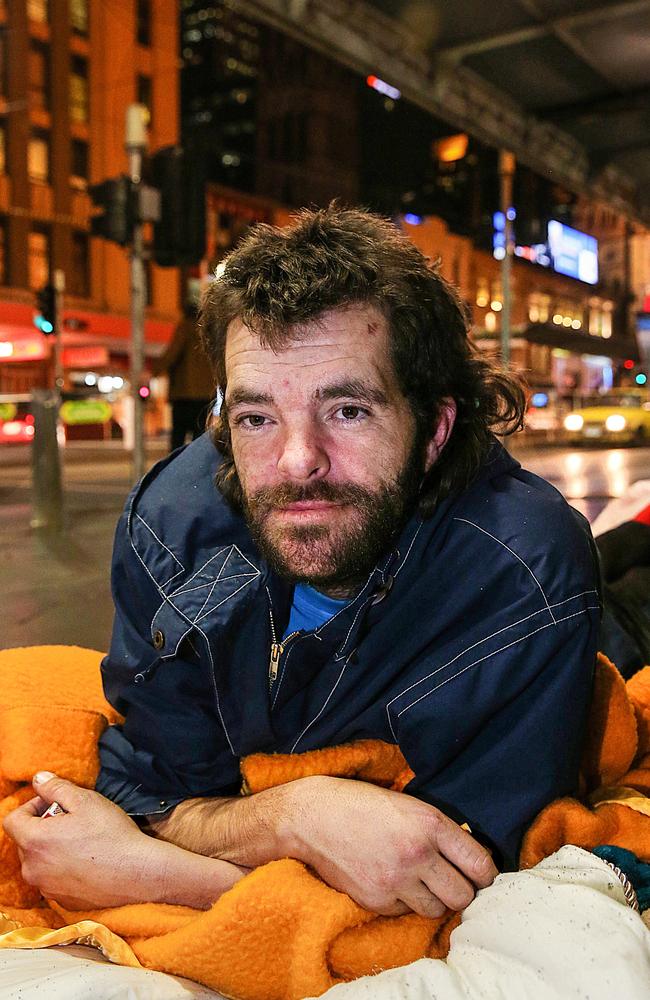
70, 0, 89, 35
476, 278, 489, 308
70, 56, 89, 123
531, 294, 551, 324
528, 293, 540, 323
136, 0, 151, 46
71, 139, 88, 187
28, 228, 50, 290
27, 0, 48, 22
588, 302, 599, 335
490, 281, 502, 312
28, 42, 50, 111
28, 131, 49, 183
136, 74, 152, 125
602, 301, 613, 339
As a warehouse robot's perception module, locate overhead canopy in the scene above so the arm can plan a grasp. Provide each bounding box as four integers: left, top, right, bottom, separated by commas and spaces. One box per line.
242, 0, 650, 224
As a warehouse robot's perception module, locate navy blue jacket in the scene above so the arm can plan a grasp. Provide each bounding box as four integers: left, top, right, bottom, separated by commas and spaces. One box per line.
97, 433, 600, 867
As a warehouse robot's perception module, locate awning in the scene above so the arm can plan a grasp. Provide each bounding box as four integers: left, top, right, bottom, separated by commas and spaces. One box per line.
522, 322, 640, 361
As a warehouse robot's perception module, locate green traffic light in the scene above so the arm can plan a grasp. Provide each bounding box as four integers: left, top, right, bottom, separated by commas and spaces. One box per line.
636, 373, 647, 385
34, 314, 54, 335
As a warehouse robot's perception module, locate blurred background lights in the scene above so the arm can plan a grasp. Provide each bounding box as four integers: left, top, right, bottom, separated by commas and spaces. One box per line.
434, 133, 468, 163
366, 75, 401, 100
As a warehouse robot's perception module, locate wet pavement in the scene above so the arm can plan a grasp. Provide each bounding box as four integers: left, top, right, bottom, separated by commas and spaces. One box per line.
2, 437, 649, 652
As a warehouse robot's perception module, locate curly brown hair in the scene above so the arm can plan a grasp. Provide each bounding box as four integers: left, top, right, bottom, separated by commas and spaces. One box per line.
200, 204, 526, 516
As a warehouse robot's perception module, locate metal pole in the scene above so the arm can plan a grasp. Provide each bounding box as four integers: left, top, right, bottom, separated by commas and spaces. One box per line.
30, 388, 63, 532
126, 105, 148, 483
53, 268, 65, 391
499, 150, 516, 370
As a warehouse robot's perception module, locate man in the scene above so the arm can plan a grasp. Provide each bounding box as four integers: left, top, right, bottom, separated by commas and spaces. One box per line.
5, 207, 600, 918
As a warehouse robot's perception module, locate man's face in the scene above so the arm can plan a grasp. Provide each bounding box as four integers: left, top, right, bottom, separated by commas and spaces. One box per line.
224, 305, 454, 596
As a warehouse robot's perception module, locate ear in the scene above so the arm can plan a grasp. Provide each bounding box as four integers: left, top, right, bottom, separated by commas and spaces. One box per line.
424, 398, 457, 472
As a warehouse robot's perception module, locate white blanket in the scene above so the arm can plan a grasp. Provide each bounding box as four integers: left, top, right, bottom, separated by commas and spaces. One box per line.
318, 846, 650, 1000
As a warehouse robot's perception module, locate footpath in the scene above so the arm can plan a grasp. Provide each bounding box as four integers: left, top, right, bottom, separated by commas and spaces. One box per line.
1, 440, 168, 653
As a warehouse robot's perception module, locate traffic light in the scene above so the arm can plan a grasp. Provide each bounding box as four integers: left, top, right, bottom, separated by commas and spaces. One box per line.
88, 175, 133, 245
34, 283, 57, 335
151, 146, 206, 267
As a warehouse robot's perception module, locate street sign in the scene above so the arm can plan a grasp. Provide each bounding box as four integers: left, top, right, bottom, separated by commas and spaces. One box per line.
60, 399, 113, 425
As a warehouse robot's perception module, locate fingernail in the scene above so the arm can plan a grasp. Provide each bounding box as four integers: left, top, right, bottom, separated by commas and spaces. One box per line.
33, 771, 56, 784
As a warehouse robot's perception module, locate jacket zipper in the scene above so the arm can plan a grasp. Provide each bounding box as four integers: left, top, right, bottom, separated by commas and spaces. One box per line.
267, 595, 300, 688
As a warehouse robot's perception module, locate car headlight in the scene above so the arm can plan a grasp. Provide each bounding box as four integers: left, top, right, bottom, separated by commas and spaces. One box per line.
605, 414, 627, 432
564, 414, 584, 431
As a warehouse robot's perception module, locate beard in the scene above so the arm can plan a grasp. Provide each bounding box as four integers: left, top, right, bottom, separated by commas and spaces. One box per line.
239, 436, 427, 597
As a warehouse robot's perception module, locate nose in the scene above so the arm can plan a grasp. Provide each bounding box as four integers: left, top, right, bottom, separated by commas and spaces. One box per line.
276, 421, 331, 482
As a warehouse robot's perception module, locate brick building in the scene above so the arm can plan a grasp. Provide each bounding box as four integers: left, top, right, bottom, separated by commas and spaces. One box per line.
0, 0, 180, 396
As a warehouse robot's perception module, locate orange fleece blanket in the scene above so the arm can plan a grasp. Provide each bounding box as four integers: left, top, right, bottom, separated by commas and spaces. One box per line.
0, 645, 648, 999
0, 646, 458, 999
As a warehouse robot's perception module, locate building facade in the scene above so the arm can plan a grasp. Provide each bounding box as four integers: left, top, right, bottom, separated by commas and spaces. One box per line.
0, 0, 180, 397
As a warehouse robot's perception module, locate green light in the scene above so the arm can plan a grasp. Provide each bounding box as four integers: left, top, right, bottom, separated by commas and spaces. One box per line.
34, 315, 54, 334
635, 373, 647, 385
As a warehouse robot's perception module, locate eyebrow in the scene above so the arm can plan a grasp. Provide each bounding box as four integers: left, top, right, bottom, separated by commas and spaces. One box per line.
226, 379, 389, 410
314, 379, 389, 406
225, 388, 275, 409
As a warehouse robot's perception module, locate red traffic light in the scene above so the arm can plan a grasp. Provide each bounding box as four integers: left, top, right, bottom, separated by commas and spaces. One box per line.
623, 359, 635, 370
138, 385, 150, 399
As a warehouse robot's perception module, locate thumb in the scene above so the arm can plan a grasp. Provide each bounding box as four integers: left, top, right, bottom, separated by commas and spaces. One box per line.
32, 771, 83, 811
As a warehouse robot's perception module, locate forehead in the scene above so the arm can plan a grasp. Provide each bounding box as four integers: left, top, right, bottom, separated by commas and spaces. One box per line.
224, 305, 394, 381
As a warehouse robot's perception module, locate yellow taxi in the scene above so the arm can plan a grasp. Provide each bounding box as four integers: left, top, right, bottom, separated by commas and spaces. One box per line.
563, 389, 650, 445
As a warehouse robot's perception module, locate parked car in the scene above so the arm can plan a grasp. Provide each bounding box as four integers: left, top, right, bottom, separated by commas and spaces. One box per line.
563, 390, 650, 445
0, 402, 35, 445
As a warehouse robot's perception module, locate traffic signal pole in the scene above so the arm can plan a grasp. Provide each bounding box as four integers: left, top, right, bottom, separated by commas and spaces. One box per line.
31, 272, 64, 533
126, 105, 148, 483
498, 150, 515, 371
53, 268, 65, 390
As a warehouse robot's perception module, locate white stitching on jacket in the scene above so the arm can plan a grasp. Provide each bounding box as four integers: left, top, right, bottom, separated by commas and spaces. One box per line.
452, 517, 558, 622
128, 533, 238, 754
165, 572, 258, 599
393, 521, 423, 578
384, 590, 594, 716
290, 649, 356, 752
134, 513, 185, 589
169, 545, 260, 597
392, 605, 600, 722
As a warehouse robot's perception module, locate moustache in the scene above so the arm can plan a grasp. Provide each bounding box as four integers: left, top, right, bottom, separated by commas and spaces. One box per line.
247, 481, 376, 512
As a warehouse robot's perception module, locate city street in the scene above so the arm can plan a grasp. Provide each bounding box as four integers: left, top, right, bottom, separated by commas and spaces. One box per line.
2, 439, 648, 652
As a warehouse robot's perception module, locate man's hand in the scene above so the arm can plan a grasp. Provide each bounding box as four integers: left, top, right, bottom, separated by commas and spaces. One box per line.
3, 772, 248, 910
149, 776, 497, 918
283, 776, 497, 917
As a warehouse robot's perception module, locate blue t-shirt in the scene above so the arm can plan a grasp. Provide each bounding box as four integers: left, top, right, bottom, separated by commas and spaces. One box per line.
284, 583, 350, 638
